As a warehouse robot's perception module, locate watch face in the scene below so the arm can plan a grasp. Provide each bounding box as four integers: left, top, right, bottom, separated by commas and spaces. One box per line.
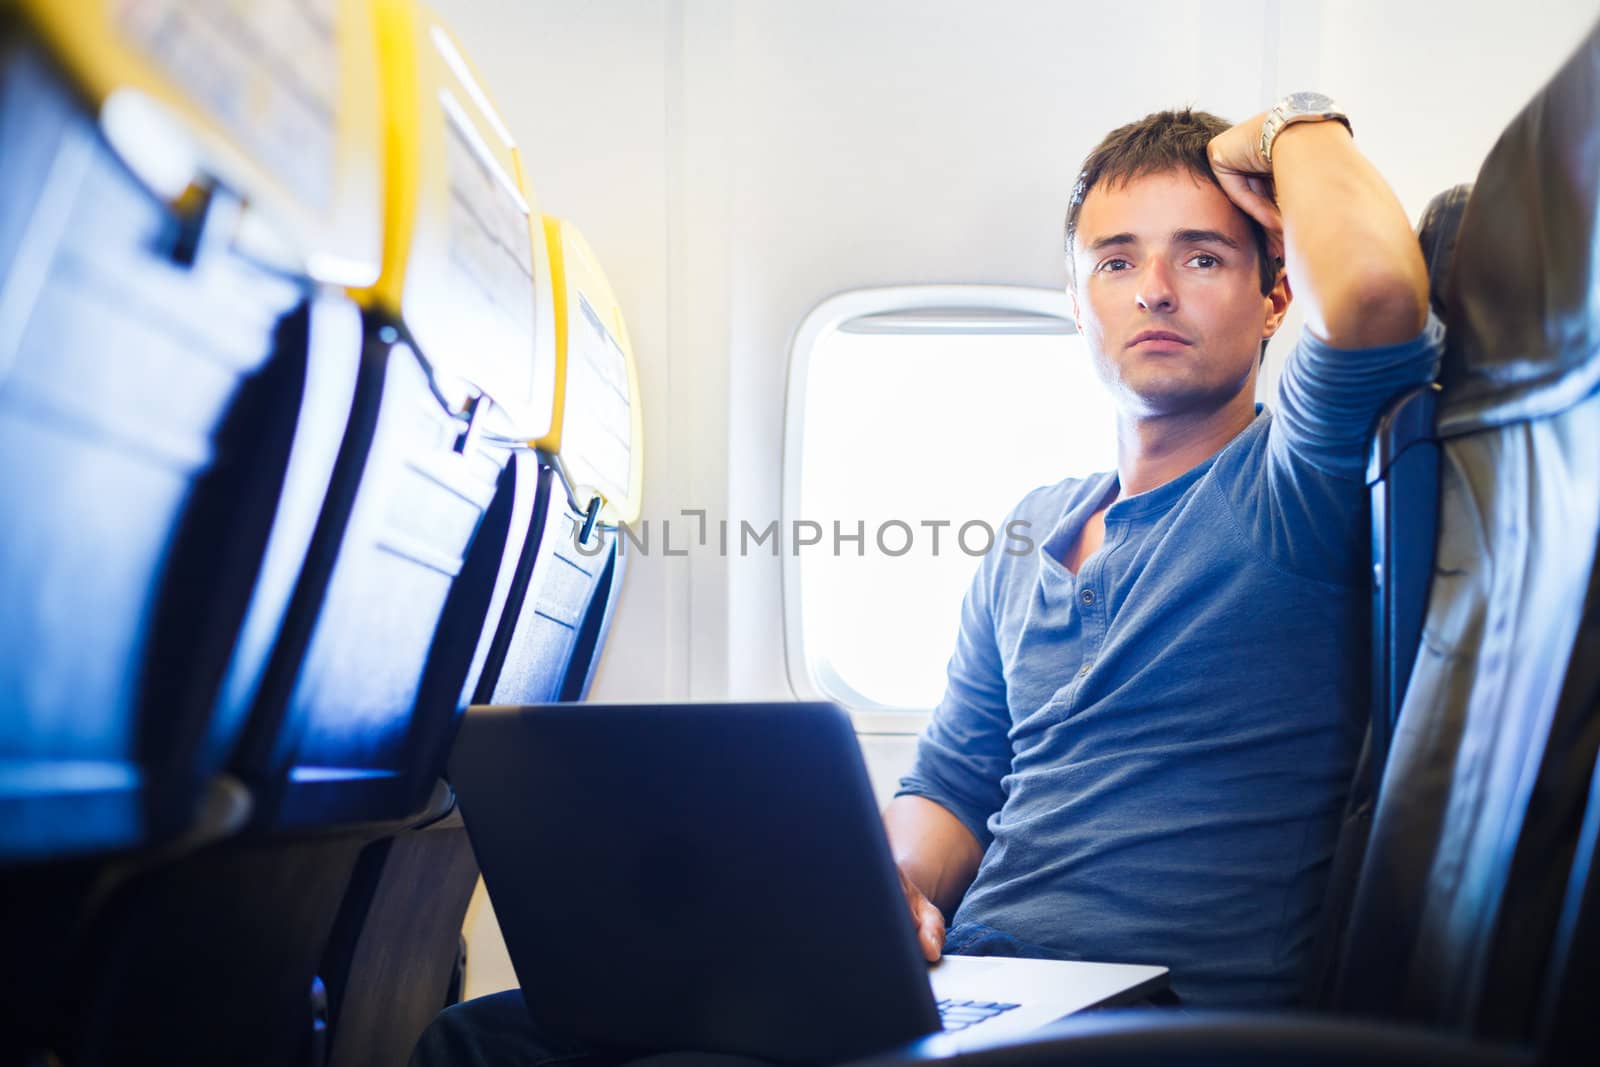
1284, 91, 1336, 115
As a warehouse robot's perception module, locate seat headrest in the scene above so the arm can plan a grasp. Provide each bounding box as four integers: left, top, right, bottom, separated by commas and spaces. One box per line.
1417, 184, 1472, 319
1439, 16, 1600, 435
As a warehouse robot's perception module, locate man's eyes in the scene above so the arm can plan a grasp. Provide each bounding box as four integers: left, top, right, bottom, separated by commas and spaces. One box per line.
1094, 252, 1223, 273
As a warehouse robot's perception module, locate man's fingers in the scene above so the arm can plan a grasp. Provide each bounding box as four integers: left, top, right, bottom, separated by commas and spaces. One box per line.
1223, 175, 1281, 231
898, 869, 945, 962
1216, 170, 1285, 245
915, 897, 945, 962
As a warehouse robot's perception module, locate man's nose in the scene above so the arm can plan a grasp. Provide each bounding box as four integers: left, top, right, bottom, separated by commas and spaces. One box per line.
1135, 259, 1178, 313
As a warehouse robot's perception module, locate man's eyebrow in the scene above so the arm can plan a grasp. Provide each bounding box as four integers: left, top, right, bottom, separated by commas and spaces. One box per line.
1087, 233, 1137, 253
1173, 228, 1242, 250
1084, 229, 1243, 254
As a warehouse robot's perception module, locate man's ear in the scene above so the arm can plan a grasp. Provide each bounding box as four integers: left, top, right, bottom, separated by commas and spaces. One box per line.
1262, 265, 1292, 339
1068, 283, 1082, 333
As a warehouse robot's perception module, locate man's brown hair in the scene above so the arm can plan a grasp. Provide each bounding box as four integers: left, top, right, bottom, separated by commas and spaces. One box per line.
1063, 108, 1278, 296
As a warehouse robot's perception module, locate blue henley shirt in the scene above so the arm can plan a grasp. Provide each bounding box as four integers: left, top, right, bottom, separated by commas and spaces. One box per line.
897, 317, 1444, 1008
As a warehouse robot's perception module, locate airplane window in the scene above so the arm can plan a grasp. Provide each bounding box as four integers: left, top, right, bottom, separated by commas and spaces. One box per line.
785, 287, 1116, 713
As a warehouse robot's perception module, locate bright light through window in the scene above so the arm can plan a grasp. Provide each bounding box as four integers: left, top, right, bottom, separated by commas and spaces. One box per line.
789, 291, 1118, 712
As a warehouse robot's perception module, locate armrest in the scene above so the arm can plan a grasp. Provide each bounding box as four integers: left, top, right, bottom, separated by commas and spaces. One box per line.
846, 1010, 1533, 1067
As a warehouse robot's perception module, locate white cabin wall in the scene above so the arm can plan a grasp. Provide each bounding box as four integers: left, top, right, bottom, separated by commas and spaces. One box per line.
1314, 0, 1600, 226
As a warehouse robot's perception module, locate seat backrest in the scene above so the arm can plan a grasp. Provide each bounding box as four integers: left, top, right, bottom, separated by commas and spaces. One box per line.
561, 540, 626, 702
228, 0, 560, 831
316, 461, 620, 1067
228, 329, 513, 828
1304, 183, 1466, 1010
479, 491, 620, 705
471, 214, 643, 707
0, 7, 388, 1057
0, 2, 378, 865
317, 206, 645, 1067
1366, 183, 1470, 774
1328, 16, 1600, 1048
21, 6, 557, 1060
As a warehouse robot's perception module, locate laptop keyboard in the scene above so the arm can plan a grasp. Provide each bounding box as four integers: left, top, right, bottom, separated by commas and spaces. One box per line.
936, 997, 1021, 1031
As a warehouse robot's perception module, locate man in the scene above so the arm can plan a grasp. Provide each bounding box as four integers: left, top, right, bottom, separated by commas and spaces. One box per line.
412, 99, 1439, 1061
890, 101, 1437, 1007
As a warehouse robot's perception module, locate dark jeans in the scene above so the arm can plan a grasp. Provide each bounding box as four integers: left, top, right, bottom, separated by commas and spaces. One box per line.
409, 990, 778, 1067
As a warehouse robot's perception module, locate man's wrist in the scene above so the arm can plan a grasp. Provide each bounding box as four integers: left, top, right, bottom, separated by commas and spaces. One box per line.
1268, 119, 1356, 169
1260, 92, 1352, 168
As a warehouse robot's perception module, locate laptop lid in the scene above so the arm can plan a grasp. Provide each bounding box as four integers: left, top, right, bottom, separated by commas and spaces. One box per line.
448, 701, 943, 1063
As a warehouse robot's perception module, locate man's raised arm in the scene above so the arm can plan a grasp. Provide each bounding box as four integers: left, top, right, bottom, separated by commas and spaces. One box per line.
1208, 105, 1431, 350
883, 795, 984, 962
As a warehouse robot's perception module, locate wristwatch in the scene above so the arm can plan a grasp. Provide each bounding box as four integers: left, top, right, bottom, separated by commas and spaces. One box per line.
1259, 92, 1353, 166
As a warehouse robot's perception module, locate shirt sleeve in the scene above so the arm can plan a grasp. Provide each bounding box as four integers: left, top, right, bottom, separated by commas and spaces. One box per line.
1235, 314, 1445, 587
1273, 314, 1445, 480
895, 509, 1019, 850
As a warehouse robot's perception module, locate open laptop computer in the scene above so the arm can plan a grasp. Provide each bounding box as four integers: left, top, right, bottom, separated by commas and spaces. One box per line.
449, 701, 1168, 1063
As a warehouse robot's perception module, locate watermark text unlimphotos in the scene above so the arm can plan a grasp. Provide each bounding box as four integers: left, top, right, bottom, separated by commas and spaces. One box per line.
571, 509, 1037, 558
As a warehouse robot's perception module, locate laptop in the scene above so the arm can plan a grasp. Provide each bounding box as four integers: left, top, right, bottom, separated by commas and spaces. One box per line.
449, 701, 1168, 1063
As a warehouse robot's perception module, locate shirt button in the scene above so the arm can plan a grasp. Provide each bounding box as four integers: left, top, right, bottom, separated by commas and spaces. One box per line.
1078, 662, 1092, 677
1080, 589, 1095, 606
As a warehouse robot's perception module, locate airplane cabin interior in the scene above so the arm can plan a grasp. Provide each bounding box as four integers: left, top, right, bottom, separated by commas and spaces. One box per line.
2, 1, 1600, 1065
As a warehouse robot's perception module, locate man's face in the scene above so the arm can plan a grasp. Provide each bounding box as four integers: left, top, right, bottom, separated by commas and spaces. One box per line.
1068, 169, 1288, 419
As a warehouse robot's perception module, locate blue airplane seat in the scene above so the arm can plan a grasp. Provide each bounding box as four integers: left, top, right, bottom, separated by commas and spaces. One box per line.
224, 325, 517, 830
1330, 17, 1600, 1041
0, 3, 536, 1061
0, 31, 369, 1058
43, 85, 543, 1067
1301, 181, 1471, 1010
479, 492, 622, 708
315, 200, 638, 1058
1367, 183, 1470, 776
0, 32, 315, 868
561, 532, 627, 703
855, 15, 1600, 1067
66, 7, 587, 1058
55, 317, 528, 1065
318, 457, 623, 1067
312, 448, 547, 1067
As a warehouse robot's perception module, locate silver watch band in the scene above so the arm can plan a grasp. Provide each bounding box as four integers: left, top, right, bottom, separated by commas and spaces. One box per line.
1260, 93, 1352, 166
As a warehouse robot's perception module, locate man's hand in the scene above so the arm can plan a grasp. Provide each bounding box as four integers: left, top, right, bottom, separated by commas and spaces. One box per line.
1207, 112, 1284, 258
899, 866, 946, 962
1208, 105, 1426, 348
883, 795, 982, 962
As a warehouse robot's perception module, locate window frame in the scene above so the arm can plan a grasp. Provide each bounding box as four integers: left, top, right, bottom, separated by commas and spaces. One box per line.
781, 284, 1079, 734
